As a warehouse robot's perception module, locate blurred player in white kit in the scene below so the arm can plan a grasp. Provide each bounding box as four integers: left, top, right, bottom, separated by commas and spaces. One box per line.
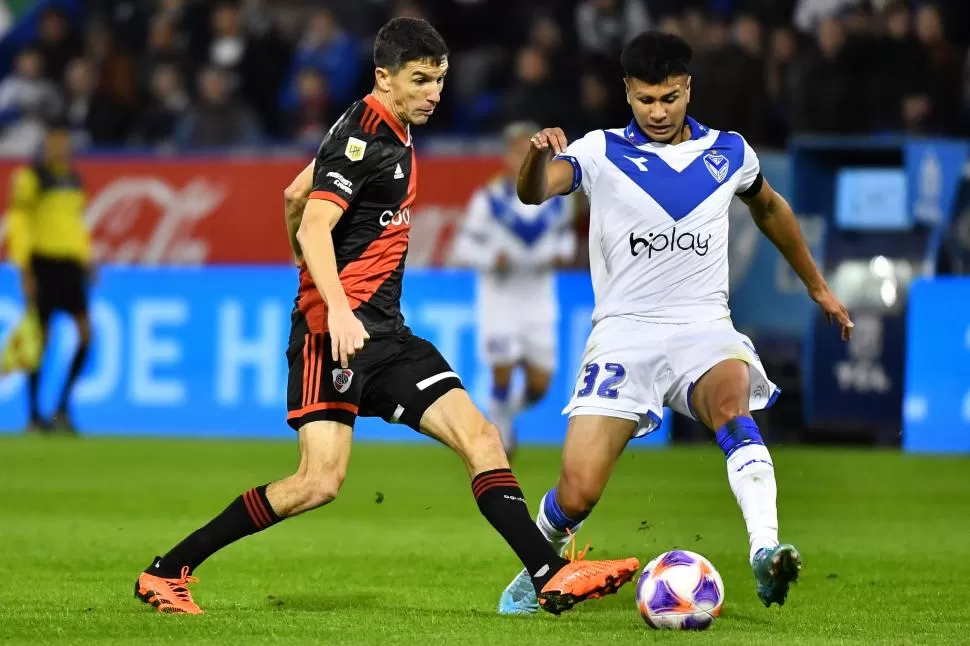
451, 121, 578, 457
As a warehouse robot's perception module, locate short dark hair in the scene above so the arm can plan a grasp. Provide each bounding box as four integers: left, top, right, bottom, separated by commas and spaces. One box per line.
373, 17, 448, 71
620, 31, 692, 84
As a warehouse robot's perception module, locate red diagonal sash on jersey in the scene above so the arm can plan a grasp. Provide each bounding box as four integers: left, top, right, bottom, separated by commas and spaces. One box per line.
339, 149, 417, 309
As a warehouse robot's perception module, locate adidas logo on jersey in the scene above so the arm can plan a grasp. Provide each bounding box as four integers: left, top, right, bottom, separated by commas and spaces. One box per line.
393, 163, 404, 179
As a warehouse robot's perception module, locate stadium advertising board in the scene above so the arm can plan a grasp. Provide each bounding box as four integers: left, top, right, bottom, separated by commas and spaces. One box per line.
0, 156, 503, 266
0, 266, 672, 444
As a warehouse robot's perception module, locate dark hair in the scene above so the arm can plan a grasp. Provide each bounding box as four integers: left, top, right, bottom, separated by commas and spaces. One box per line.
620, 31, 692, 84
373, 17, 448, 71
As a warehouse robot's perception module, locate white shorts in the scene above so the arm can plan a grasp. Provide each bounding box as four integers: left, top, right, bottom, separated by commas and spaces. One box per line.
563, 316, 779, 437
478, 306, 557, 372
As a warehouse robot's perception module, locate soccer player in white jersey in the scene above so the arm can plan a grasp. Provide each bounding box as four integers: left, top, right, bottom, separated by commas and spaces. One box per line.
497, 31, 854, 615
451, 121, 577, 457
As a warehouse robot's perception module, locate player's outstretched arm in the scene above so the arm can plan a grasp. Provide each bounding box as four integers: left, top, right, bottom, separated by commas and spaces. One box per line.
517, 127, 578, 204
296, 199, 369, 367
741, 178, 855, 341
283, 161, 315, 266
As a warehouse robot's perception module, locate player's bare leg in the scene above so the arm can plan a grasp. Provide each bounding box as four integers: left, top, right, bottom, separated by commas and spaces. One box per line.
691, 358, 800, 607
420, 390, 639, 615
523, 363, 551, 408
554, 414, 636, 529
498, 413, 636, 615
135, 421, 352, 614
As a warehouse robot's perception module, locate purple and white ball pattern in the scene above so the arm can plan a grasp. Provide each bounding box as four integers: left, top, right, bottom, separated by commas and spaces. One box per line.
636, 550, 724, 630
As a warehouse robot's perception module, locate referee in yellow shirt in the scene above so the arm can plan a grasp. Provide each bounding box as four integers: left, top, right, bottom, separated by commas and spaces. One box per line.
6, 122, 93, 434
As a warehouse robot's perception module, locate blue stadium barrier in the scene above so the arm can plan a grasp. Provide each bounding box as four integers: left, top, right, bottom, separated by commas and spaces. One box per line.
902, 277, 970, 453
0, 266, 672, 445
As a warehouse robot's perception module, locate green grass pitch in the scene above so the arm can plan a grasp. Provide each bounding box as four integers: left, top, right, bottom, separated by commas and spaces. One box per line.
1, 435, 968, 645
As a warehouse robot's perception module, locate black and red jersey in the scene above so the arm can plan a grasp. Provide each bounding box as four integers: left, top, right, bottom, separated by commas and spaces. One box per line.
297, 94, 417, 336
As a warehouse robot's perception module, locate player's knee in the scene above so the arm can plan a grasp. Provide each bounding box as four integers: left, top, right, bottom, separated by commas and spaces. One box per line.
709, 399, 749, 430
557, 471, 602, 518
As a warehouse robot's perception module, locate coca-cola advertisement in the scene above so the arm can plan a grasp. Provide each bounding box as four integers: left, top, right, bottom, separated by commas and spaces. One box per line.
0, 155, 503, 266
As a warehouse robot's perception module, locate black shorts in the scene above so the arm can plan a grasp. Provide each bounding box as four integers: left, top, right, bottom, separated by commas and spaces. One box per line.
286, 310, 464, 432
31, 255, 89, 324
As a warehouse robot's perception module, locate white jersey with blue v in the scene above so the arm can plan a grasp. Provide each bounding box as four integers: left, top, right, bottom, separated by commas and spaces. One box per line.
561, 115, 759, 324
452, 177, 575, 370
558, 116, 779, 434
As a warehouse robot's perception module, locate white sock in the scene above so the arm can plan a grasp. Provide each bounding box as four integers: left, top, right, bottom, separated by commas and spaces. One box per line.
535, 491, 584, 556
726, 443, 779, 564
489, 387, 524, 453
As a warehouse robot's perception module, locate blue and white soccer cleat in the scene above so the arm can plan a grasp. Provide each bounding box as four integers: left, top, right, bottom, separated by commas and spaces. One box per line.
752, 543, 801, 607
497, 567, 539, 615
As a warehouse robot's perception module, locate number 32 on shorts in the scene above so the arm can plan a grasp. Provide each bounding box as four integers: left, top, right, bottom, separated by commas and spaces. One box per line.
576, 362, 627, 399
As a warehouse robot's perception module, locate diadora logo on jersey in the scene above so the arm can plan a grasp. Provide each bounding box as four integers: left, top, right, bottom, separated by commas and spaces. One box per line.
326, 171, 353, 195
379, 206, 411, 227
703, 149, 729, 183
393, 163, 404, 179
345, 137, 367, 162
629, 227, 712, 259
332, 368, 354, 393
623, 155, 648, 172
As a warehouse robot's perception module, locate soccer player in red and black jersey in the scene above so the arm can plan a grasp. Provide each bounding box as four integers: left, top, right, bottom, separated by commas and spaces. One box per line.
134, 18, 639, 616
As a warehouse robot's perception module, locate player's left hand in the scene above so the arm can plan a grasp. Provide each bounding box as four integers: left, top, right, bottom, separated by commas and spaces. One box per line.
810, 286, 854, 341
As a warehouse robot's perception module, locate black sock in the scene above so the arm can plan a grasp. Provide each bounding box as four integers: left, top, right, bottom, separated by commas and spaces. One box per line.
28, 371, 41, 420
57, 343, 89, 414
148, 484, 282, 578
471, 469, 567, 589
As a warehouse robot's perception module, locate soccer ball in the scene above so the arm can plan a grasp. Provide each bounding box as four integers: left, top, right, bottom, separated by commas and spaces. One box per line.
636, 550, 724, 630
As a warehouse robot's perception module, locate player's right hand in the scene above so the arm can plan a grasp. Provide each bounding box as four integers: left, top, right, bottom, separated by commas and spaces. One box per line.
809, 286, 854, 341
328, 306, 370, 369
530, 127, 568, 156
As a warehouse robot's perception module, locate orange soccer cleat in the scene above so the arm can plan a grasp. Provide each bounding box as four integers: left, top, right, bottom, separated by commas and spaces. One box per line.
135, 564, 204, 615
537, 534, 640, 615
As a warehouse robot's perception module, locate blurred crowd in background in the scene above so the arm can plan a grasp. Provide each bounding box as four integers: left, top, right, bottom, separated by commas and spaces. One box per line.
0, 0, 969, 155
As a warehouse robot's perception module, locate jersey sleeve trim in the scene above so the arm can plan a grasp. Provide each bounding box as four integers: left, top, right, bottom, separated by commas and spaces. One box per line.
555, 155, 582, 193
737, 173, 764, 198
309, 190, 349, 210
